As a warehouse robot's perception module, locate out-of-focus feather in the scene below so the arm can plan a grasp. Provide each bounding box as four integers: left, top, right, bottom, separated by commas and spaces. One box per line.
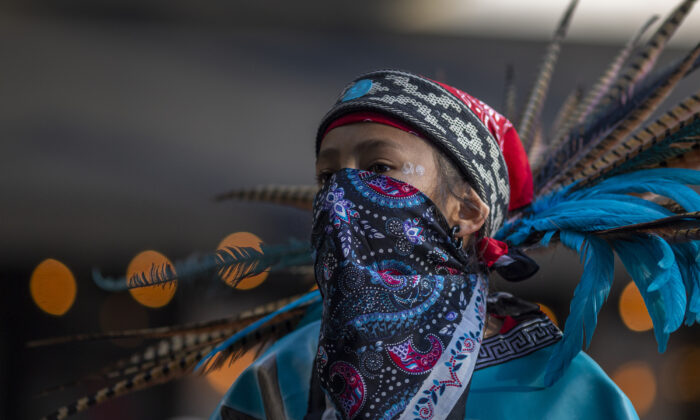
536, 45, 700, 194
27, 293, 304, 346
39, 344, 215, 420
197, 290, 321, 372
92, 240, 312, 292
518, 0, 579, 150
34, 327, 233, 397
214, 184, 318, 211
527, 121, 546, 168
38, 295, 321, 418
562, 44, 700, 178
503, 64, 517, 121
548, 87, 583, 147
548, 15, 658, 153
598, 0, 696, 108
200, 307, 307, 374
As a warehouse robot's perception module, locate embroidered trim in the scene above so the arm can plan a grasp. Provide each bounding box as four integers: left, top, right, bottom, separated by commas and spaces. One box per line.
475, 317, 561, 370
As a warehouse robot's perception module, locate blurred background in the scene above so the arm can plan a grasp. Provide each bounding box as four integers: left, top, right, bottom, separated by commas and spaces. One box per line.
1, 1, 698, 419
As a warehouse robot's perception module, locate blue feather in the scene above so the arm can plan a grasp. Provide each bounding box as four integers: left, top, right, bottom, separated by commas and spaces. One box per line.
612, 236, 685, 349
672, 241, 700, 325
544, 233, 614, 386
499, 168, 700, 385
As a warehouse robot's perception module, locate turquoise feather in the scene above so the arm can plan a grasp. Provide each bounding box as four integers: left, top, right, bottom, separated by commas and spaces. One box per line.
497, 168, 700, 386
544, 233, 614, 386
613, 236, 685, 348
671, 241, 700, 325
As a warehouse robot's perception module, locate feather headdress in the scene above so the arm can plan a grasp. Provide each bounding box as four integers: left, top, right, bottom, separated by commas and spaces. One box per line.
31, 0, 700, 417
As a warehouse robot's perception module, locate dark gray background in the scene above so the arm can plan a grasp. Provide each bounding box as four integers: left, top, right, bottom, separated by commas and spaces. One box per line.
2, 1, 698, 419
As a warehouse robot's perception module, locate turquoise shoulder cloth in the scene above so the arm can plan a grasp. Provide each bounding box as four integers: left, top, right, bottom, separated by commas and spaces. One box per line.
211, 310, 638, 420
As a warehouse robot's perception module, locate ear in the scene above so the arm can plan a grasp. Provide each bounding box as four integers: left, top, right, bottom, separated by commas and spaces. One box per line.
453, 189, 489, 240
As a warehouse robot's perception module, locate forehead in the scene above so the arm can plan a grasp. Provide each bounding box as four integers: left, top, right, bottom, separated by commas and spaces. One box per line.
318, 122, 434, 159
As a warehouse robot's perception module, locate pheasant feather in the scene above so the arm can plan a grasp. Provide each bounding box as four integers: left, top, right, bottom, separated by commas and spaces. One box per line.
214, 184, 318, 210
518, 0, 578, 150
548, 15, 659, 154
93, 239, 312, 292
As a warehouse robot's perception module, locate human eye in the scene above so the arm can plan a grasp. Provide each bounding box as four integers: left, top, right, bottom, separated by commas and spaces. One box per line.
367, 162, 392, 174
316, 170, 333, 186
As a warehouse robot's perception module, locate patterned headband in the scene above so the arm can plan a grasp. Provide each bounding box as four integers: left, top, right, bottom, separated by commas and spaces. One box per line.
316, 69, 533, 237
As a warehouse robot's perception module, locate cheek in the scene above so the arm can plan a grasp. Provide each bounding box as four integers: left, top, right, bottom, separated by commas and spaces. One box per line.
401, 162, 427, 177
391, 161, 437, 198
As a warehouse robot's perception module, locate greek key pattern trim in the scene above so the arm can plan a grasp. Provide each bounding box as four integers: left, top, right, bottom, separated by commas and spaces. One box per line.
475, 317, 562, 370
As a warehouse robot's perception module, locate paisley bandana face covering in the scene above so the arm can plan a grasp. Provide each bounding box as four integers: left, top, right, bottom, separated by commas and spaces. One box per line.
311, 168, 487, 420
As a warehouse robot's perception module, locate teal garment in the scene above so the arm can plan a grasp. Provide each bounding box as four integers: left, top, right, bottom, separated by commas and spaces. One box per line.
211, 314, 638, 420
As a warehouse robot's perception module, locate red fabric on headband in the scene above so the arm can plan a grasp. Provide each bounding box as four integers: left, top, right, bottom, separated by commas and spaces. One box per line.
431, 81, 533, 211
322, 112, 425, 140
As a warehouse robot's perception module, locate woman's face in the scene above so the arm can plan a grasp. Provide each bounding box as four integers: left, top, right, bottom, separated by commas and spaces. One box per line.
316, 122, 440, 200
316, 122, 489, 239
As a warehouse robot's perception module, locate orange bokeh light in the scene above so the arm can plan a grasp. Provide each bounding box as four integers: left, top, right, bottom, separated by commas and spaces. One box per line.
612, 361, 657, 416
127, 250, 177, 308
536, 302, 558, 327
619, 281, 653, 332
217, 232, 268, 290
30, 258, 77, 316
205, 345, 262, 394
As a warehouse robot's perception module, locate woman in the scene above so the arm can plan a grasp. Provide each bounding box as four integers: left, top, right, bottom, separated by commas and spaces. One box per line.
35, 1, 699, 418
209, 70, 638, 420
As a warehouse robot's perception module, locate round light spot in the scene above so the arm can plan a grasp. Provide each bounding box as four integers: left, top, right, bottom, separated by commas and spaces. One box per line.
619, 282, 653, 332
611, 361, 656, 416
30, 259, 76, 316
128, 250, 177, 308
205, 344, 262, 394
217, 232, 268, 290
536, 302, 558, 327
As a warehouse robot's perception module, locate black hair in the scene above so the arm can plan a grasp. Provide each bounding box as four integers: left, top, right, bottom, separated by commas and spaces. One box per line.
432, 151, 485, 272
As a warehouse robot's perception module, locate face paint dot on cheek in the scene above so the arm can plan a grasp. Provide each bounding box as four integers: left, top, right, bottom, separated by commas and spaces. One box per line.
415, 165, 425, 176
402, 162, 414, 175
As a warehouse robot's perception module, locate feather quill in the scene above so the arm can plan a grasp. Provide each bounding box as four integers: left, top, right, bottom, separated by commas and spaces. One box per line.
214, 184, 317, 211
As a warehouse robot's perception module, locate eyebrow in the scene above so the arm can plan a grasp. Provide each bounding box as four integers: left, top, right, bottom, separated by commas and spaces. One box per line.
355, 138, 403, 155
317, 137, 402, 165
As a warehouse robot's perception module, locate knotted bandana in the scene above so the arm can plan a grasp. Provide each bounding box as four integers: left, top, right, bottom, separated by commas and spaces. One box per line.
311, 168, 487, 420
